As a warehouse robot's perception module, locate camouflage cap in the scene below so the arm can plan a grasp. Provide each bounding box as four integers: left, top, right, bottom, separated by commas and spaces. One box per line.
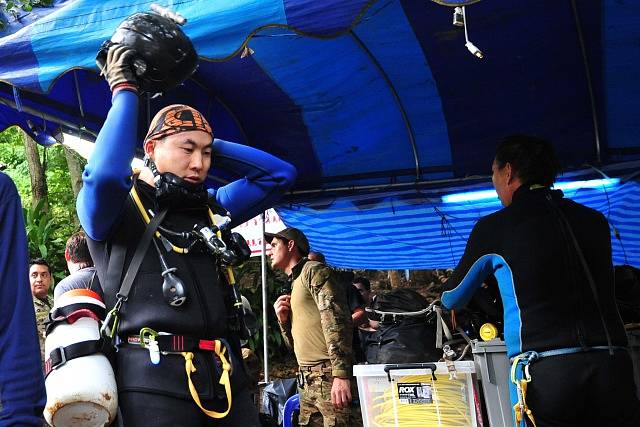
265, 227, 310, 256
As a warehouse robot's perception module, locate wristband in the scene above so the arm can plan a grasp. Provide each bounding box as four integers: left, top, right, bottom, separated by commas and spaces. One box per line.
112, 83, 139, 99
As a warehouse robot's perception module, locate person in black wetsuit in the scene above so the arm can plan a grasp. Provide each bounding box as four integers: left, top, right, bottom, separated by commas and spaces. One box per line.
441, 135, 640, 427
76, 45, 296, 426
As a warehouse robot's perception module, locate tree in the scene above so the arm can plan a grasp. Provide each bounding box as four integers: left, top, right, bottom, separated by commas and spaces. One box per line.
63, 146, 84, 199
1, 126, 79, 281
22, 129, 49, 211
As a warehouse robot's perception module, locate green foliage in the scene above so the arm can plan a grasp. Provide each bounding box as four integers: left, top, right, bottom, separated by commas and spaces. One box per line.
234, 259, 291, 359
24, 199, 55, 258
0, 126, 79, 281
0, 127, 31, 195
0, 0, 54, 30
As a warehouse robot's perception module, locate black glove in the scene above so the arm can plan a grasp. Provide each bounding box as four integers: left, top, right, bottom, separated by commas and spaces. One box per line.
95, 42, 138, 92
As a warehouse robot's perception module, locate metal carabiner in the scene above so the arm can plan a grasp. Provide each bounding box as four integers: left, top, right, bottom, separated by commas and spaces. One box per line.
524, 364, 532, 382
102, 297, 125, 338
100, 306, 120, 339
139, 327, 161, 365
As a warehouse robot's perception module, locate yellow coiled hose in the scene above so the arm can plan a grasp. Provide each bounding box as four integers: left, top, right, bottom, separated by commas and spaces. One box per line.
369, 374, 474, 427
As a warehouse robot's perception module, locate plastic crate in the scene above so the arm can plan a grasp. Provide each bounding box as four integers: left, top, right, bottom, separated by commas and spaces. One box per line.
353, 362, 480, 427
471, 339, 514, 427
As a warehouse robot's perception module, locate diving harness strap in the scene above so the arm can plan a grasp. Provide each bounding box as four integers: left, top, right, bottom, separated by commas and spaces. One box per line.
113, 187, 235, 418
100, 208, 168, 339
128, 329, 234, 419
510, 345, 628, 427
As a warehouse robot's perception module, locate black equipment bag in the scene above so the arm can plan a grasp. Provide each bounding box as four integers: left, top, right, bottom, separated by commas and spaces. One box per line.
616, 265, 640, 324
364, 289, 441, 364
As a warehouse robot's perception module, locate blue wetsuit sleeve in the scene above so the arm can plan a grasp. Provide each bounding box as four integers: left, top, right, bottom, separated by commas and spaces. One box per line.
209, 139, 297, 227
77, 91, 139, 241
0, 174, 46, 426
441, 219, 496, 309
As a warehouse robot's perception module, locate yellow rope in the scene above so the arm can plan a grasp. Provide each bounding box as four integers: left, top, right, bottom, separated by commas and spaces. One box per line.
130, 185, 189, 254
130, 185, 240, 291
368, 374, 475, 427
131, 184, 237, 418
182, 343, 233, 419
510, 355, 537, 427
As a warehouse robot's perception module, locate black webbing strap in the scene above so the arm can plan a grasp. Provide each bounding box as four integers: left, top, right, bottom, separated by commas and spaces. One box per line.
104, 230, 128, 305
101, 209, 167, 339
115, 208, 167, 303
126, 334, 202, 353
45, 303, 106, 335
44, 338, 110, 377
547, 194, 614, 354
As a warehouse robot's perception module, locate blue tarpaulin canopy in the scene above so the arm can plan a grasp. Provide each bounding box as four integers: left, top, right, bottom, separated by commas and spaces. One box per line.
1, 0, 638, 269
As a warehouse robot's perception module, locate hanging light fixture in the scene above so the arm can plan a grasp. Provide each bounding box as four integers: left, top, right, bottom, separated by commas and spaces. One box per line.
452, 7, 464, 27
456, 6, 484, 59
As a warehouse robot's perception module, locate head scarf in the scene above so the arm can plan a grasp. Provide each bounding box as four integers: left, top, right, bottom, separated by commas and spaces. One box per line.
144, 104, 213, 142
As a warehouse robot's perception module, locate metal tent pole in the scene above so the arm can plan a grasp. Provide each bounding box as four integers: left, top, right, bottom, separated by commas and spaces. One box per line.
260, 212, 269, 382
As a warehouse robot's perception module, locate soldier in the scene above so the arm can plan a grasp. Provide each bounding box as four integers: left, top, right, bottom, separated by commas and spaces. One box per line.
29, 258, 53, 362
270, 228, 360, 427
308, 252, 368, 362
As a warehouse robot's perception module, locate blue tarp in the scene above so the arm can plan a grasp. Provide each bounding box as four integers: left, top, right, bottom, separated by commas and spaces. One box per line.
279, 167, 640, 269
0, 0, 638, 268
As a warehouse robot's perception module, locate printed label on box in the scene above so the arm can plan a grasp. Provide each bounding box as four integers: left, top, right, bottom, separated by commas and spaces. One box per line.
397, 383, 432, 404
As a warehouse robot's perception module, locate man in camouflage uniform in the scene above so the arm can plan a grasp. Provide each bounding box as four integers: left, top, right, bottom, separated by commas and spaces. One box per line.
29, 258, 53, 363
270, 228, 360, 427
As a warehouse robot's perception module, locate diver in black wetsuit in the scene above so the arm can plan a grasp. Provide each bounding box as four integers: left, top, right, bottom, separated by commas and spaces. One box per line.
442, 135, 640, 427
77, 42, 296, 426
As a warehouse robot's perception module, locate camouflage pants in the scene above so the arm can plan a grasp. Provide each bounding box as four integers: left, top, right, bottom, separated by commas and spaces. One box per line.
298, 370, 362, 427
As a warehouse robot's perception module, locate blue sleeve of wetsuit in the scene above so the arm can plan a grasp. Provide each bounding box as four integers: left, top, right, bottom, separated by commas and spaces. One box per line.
441, 219, 497, 309
208, 139, 297, 227
0, 174, 46, 427
77, 91, 139, 241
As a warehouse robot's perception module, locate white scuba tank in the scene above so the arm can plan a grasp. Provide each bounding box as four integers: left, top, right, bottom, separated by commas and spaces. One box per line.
44, 289, 117, 427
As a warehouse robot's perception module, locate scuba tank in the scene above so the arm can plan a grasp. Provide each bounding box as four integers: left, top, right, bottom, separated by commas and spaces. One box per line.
44, 289, 117, 427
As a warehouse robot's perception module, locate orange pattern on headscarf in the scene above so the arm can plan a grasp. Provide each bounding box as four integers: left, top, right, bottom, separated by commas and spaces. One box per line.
144, 104, 213, 142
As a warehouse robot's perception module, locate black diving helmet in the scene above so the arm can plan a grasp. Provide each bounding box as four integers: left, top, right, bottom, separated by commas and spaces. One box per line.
97, 11, 198, 93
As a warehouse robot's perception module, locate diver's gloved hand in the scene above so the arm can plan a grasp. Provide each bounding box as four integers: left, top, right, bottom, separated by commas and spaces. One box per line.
96, 42, 139, 94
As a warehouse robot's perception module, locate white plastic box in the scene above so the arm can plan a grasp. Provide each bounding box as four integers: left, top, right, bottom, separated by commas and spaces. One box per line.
353, 362, 480, 427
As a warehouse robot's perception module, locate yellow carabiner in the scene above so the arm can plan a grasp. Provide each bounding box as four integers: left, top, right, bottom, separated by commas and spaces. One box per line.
100, 306, 120, 339
139, 327, 161, 364
139, 327, 158, 347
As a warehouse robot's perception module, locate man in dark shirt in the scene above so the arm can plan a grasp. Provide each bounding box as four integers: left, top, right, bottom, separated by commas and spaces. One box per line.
54, 230, 102, 299
441, 135, 640, 426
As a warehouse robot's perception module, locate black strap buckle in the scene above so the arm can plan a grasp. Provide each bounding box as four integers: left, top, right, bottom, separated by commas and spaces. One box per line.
52, 346, 67, 370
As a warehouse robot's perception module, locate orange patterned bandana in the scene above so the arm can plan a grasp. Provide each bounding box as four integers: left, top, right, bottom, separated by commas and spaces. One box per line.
144, 104, 213, 142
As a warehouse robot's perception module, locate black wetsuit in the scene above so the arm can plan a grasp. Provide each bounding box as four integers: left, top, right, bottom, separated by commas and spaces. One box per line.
442, 185, 640, 427
77, 91, 296, 426
89, 181, 258, 427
